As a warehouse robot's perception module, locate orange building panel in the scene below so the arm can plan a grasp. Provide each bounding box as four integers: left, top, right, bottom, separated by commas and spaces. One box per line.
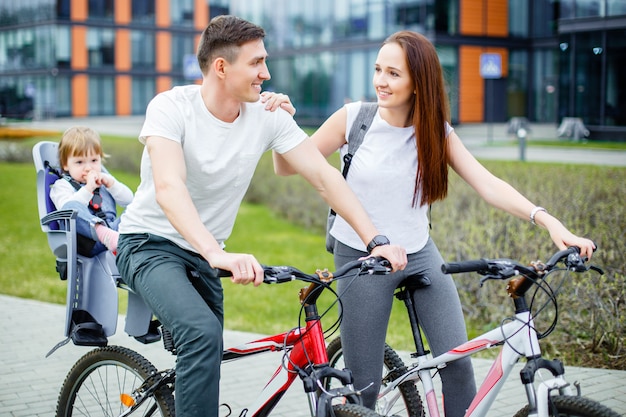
116, 75, 132, 116
156, 76, 172, 94
487, 1, 508, 37
116, 29, 131, 71
460, 0, 507, 37
195, 0, 209, 30
459, 46, 484, 122
156, 32, 172, 73
70, 0, 87, 20
72, 74, 89, 117
156, 0, 171, 27
460, 0, 485, 35
71, 26, 88, 70
115, 0, 131, 25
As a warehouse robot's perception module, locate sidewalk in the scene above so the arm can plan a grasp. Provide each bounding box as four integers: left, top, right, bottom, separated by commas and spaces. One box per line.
1, 294, 625, 416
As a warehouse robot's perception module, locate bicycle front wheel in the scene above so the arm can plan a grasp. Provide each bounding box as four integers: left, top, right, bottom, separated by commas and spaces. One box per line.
332, 403, 386, 417
56, 345, 175, 417
326, 337, 424, 417
512, 395, 621, 417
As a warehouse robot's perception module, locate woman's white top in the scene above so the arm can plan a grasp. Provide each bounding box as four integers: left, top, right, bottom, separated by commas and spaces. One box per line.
330, 101, 451, 254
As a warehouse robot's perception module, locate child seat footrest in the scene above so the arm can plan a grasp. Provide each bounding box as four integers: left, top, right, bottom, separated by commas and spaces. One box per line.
133, 319, 162, 344
70, 310, 108, 347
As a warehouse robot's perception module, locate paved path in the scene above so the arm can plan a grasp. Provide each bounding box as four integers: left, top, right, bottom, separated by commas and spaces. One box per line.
1, 294, 625, 416
12, 117, 626, 167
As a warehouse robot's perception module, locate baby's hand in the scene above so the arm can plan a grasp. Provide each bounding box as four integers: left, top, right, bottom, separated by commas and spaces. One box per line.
85, 171, 100, 192
98, 173, 115, 188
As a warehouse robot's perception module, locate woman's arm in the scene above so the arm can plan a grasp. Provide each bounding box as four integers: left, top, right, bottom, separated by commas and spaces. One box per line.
447, 131, 596, 258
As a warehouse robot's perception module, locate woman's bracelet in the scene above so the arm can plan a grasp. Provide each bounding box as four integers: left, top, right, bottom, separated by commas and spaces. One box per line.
530, 206, 548, 225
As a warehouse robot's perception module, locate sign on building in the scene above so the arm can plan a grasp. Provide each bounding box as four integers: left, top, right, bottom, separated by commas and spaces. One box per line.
479, 53, 502, 79
183, 54, 203, 80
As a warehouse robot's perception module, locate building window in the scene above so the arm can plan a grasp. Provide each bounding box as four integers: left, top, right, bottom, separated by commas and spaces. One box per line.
171, 0, 194, 25
574, 31, 603, 125
132, 0, 155, 23
87, 28, 115, 67
55, 25, 71, 68
131, 30, 154, 69
171, 33, 195, 74
605, 29, 625, 126
57, 0, 71, 20
88, 76, 115, 115
88, 0, 114, 21
132, 77, 155, 114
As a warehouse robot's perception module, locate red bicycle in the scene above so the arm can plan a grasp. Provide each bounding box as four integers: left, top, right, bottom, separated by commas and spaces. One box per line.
55, 257, 391, 417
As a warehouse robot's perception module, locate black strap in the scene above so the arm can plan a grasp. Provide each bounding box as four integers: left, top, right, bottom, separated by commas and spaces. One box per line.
342, 102, 378, 178
62, 174, 107, 221
330, 103, 378, 216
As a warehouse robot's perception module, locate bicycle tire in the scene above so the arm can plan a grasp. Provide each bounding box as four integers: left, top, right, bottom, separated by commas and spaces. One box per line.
326, 337, 425, 417
332, 403, 387, 417
56, 345, 175, 417
512, 395, 621, 417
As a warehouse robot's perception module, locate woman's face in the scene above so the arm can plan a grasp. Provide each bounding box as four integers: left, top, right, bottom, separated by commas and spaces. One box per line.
373, 42, 414, 110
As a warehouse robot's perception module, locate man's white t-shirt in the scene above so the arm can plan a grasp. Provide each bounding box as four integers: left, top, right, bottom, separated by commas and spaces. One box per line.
119, 85, 307, 253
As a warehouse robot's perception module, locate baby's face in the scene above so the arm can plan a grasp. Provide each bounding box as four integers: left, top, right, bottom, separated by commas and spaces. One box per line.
63, 151, 102, 183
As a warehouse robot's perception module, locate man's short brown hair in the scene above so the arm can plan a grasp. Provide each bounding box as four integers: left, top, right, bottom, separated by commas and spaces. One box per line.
197, 15, 266, 74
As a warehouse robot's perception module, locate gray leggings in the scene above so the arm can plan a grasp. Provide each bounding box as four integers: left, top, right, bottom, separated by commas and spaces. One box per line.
334, 238, 476, 417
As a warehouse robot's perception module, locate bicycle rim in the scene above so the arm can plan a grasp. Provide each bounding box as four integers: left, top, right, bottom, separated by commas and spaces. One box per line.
56, 345, 175, 417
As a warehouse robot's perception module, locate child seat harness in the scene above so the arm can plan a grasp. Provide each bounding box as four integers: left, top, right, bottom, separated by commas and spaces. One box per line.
44, 160, 107, 223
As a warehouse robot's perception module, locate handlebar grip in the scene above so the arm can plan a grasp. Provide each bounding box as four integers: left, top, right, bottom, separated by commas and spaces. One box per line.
442, 259, 489, 274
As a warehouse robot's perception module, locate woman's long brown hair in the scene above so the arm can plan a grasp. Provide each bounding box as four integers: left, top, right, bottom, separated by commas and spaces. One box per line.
384, 31, 450, 207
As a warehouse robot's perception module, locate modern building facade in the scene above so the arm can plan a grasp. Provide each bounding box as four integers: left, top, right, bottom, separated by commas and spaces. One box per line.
1, 0, 624, 138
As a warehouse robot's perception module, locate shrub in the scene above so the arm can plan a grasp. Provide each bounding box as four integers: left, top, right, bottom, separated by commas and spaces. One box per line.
248, 154, 626, 369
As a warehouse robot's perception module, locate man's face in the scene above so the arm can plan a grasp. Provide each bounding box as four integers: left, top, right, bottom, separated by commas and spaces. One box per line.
224, 39, 271, 103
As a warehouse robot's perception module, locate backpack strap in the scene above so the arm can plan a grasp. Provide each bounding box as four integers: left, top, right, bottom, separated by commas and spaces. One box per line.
330, 102, 378, 217
341, 102, 378, 178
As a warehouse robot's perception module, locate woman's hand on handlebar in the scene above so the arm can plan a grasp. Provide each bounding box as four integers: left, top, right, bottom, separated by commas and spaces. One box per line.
543, 218, 596, 260
370, 244, 408, 272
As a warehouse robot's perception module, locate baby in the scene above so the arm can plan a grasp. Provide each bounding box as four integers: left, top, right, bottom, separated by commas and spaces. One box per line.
50, 127, 133, 256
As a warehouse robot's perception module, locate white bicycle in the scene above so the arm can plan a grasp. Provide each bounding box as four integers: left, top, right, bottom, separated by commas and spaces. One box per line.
325, 246, 620, 417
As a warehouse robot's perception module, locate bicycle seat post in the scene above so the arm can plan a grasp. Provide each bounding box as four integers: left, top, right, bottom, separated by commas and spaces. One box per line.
395, 287, 429, 357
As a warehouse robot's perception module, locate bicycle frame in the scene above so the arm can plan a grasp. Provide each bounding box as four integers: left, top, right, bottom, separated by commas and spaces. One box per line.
222, 319, 328, 416
379, 304, 573, 417
220, 282, 360, 417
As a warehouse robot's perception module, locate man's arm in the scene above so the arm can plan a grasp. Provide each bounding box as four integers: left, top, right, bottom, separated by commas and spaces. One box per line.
146, 136, 264, 285
280, 138, 407, 271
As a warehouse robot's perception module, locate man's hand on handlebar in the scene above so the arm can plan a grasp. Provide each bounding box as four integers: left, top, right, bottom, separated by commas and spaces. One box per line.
209, 251, 265, 286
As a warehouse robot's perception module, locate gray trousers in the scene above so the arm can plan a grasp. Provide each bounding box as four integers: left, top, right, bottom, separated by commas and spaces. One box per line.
334, 238, 476, 417
116, 233, 224, 417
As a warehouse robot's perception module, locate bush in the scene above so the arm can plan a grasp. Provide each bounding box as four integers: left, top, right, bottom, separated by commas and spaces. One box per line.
248, 154, 626, 369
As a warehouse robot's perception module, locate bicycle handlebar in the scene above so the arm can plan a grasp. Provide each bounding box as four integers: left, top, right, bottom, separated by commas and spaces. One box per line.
441, 246, 602, 281
217, 257, 391, 284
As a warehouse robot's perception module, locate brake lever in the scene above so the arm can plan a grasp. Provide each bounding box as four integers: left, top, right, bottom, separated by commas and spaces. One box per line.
362, 257, 392, 275
589, 265, 604, 275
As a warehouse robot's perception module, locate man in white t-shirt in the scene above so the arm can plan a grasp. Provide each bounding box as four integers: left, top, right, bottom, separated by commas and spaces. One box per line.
116, 15, 407, 417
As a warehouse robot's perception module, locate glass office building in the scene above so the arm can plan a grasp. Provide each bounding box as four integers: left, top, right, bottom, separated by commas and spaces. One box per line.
1, 0, 624, 138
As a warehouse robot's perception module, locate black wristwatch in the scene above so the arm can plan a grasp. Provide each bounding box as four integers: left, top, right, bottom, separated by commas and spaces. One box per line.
366, 235, 390, 254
